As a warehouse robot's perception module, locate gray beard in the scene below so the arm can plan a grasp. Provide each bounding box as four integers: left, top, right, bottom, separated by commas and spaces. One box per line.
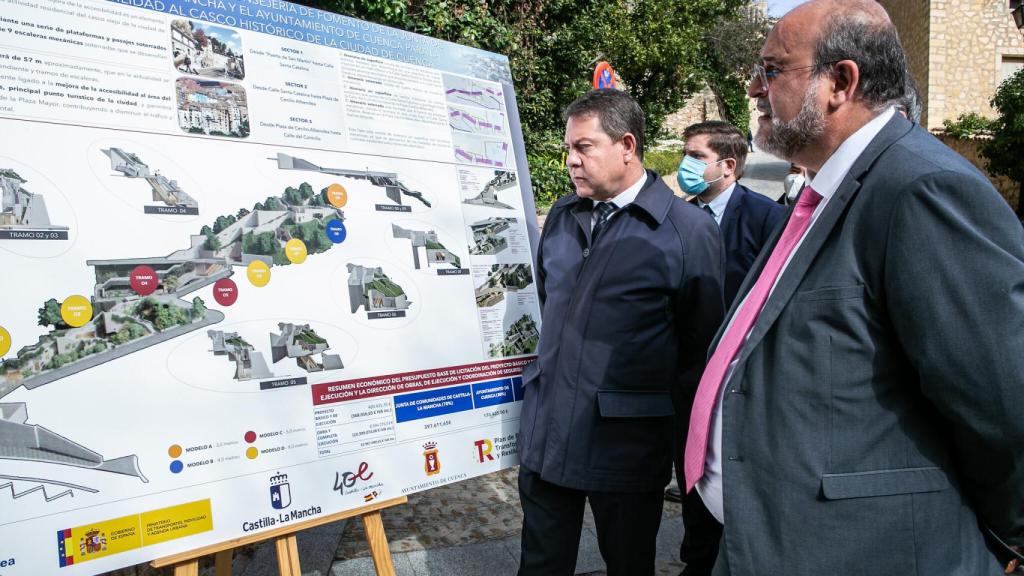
755, 80, 826, 160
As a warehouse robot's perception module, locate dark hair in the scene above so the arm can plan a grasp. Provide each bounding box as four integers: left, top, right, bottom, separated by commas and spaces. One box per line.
812, 10, 908, 109
683, 121, 749, 178
563, 89, 645, 161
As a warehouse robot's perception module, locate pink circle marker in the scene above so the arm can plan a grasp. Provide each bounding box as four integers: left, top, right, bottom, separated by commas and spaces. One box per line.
129, 265, 159, 296
213, 278, 238, 306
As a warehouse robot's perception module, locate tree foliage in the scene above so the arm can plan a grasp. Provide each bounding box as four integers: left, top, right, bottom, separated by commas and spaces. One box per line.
981, 68, 1024, 217
37, 298, 67, 329
698, 4, 773, 131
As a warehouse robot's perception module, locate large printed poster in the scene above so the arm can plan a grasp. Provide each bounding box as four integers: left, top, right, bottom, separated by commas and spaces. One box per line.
0, 1, 540, 573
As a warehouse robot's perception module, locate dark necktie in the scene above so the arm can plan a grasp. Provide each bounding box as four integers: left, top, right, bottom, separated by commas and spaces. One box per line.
591, 201, 617, 244
703, 205, 716, 220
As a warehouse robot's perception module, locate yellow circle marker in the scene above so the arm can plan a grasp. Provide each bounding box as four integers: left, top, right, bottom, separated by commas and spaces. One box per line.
245, 447, 259, 460
326, 183, 348, 208
168, 444, 183, 458
0, 326, 10, 357
60, 295, 93, 328
285, 238, 307, 264
246, 260, 271, 287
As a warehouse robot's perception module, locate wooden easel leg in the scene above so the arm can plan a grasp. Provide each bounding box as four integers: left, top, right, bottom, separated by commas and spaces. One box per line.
214, 549, 233, 576
274, 534, 302, 576
362, 510, 397, 576
172, 559, 200, 576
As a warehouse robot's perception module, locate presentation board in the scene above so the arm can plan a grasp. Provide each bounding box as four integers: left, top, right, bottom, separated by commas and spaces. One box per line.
0, 1, 540, 573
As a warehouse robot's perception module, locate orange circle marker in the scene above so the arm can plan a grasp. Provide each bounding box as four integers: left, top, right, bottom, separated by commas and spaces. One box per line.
168, 444, 183, 458
326, 184, 348, 208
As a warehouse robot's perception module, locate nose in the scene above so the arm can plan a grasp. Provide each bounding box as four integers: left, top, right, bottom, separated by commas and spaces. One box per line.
566, 149, 580, 168
747, 76, 766, 98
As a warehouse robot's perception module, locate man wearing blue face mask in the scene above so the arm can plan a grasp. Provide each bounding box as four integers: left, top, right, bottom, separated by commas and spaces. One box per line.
670, 121, 783, 576
678, 121, 785, 306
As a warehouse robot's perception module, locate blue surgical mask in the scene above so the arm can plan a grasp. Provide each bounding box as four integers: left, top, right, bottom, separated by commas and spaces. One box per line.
677, 155, 725, 195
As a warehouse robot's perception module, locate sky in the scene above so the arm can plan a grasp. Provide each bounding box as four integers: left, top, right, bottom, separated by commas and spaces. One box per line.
767, 0, 805, 17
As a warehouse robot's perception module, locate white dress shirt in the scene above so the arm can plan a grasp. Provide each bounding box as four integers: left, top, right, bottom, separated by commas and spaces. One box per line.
591, 170, 647, 230
697, 182, 737, 226
696, 107, 897, 524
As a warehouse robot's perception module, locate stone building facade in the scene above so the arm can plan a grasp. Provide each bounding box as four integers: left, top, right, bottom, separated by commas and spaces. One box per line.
879, 0, 1024, 131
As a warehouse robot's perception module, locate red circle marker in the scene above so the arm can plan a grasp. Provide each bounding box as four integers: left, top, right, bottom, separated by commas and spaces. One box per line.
213, 278, 238, 306
244, 431, 257, 443
129, 265, 159, 296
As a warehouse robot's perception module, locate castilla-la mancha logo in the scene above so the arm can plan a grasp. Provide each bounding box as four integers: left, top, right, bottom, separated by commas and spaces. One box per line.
270, 472, 291, 510
423, 442, 441, 476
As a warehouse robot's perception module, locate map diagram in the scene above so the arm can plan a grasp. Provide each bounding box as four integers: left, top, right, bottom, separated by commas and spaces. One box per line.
448, 105, 506, 138
102, 148, 199, 214
463, 171, 516, 210
442, 76, 506, 112
0, 168, 70, 239
453, 134, 510, 169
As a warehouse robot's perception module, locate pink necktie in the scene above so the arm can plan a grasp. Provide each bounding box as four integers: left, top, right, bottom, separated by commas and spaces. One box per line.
684, 186, 824, 492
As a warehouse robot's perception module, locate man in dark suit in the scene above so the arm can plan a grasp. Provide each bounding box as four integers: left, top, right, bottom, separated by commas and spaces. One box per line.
681, 121, 785, 306
518, 89, 724, 575
683, 1, 1024, 574
670, 121, 784, 575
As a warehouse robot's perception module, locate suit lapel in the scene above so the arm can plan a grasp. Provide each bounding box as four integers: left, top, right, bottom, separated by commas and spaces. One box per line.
711, 114, 914, 364
572, 200, 593, 246
719, 185, 744, 242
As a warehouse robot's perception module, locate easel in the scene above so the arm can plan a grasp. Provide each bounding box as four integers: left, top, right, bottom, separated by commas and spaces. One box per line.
150, 495, 408, 576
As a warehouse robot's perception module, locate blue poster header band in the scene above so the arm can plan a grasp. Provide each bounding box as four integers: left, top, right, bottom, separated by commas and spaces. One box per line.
108, 0, 512, 82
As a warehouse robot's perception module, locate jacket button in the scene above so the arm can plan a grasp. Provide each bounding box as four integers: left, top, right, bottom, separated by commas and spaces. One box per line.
582, 248, 590, 258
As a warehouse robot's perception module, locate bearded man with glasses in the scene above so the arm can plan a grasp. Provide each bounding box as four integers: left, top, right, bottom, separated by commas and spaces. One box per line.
681, 1, 1024, 574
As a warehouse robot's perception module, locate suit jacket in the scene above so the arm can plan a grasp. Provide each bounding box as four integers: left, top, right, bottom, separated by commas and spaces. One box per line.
711, 114, 1024, 575
694, 184, 785, 306
519, 170, 725, 493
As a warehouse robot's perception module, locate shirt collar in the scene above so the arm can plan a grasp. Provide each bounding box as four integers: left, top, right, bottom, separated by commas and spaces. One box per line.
604, 170, 647, 209
697, 182, 736, 222
807, 107, 896, 200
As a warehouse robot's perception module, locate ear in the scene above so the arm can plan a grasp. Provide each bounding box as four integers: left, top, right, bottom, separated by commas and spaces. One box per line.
721, 157, 737, 177
828, 59, 860, 109
620, 133, 638, 162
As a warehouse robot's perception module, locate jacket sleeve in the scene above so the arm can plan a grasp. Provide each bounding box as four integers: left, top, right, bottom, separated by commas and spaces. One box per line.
675, 212, 726, 394
885, 170, 1024, 547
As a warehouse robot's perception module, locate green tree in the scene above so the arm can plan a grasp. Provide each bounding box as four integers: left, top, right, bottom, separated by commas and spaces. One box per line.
698, 4, 773, 131
37, 298, 67, 329
192, 297, 206, 319
981, 68, 1024, 219
213, 214, 237, 234
203, 232, 221, 251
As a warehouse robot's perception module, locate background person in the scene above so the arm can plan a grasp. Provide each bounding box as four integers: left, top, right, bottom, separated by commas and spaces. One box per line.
670, 120, 784, 576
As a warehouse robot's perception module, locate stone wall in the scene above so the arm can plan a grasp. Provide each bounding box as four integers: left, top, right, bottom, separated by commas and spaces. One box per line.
878, 0, 931, 126
662, 84, 723, 138
881, 0, 1024, 131
935, 133, 1020, 213
928, 1, 1024, 130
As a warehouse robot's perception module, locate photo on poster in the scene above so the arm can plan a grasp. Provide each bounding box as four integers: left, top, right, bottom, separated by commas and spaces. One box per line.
171, 20, 245, 80
176, 79, 251, 138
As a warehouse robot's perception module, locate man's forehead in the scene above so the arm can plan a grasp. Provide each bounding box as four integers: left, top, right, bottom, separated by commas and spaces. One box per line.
683, 134, 711, 154
761, 7, 818, 64
565, 114, 607, 140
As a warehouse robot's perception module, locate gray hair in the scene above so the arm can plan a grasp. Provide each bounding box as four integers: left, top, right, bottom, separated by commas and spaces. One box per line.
563, 89, 646, 161
897, 73, 923, 123
811, 9, 908, 110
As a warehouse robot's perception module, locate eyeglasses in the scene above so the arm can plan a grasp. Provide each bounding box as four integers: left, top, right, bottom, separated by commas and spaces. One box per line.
749, 62, 819, 89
